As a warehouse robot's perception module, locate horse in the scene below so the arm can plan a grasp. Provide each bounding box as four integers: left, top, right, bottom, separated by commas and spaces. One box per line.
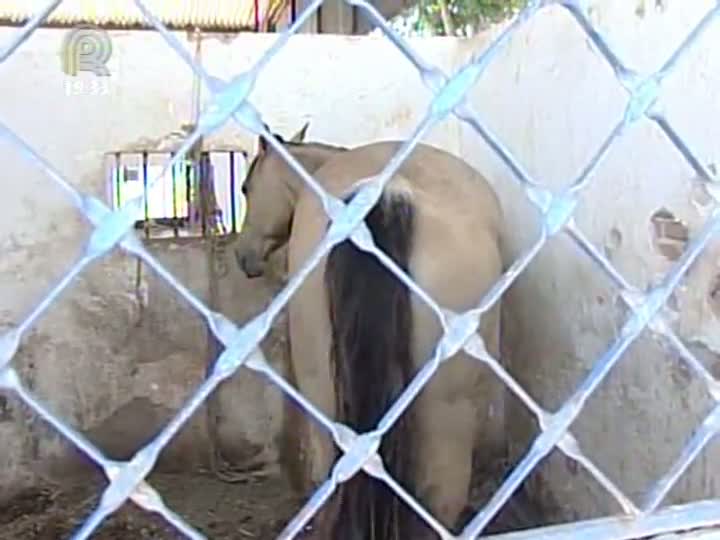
234, 123, 506, 539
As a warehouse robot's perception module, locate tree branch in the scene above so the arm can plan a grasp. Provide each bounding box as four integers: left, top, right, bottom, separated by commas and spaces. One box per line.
436, 0, 456, 35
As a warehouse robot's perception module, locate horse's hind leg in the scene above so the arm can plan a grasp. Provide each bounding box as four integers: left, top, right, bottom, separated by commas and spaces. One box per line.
409, 302, 502, 535
412, 366, 479, 532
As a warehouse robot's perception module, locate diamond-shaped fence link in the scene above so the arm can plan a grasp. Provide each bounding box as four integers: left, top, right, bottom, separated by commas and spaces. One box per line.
1, 0, 720, 538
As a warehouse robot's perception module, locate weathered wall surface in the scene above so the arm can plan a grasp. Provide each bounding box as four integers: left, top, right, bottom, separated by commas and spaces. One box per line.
457, 0, 720, 523
0, 26, 465, 500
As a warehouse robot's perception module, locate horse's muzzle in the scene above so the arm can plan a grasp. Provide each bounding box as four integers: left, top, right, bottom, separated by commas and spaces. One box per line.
236, 249, 265, 279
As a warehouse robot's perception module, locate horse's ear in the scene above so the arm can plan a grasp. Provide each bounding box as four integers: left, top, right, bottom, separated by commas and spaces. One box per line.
289, 122, 310, 144
258, 121, 284, 154
258, 134, 269, 154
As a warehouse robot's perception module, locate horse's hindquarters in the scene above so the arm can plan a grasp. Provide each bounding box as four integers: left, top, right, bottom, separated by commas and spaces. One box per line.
406, 215, 504, 531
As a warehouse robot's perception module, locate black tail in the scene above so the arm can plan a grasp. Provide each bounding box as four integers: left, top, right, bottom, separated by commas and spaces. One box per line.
324, 189, 418, 540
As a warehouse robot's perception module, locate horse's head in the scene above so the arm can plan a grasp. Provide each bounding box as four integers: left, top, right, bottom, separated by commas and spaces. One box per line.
235, 122, 310, 278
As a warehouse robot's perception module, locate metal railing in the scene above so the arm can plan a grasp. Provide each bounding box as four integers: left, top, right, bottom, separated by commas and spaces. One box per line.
1, 0, 720, 538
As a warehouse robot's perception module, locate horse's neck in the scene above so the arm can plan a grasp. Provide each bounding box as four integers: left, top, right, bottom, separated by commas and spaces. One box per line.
288, 142, 346, 175
282, 142, 347, 203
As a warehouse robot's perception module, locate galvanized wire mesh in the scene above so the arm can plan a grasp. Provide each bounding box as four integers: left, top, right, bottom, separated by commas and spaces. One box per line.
1, 0, 720, 539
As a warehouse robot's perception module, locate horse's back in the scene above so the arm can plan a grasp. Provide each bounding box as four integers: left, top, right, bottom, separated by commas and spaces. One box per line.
355, 140, 501, 219
292, 140, 502, 247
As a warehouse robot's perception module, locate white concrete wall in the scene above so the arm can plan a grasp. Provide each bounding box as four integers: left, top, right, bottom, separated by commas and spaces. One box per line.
456, 0, 720, 523
0, 26, 464, 499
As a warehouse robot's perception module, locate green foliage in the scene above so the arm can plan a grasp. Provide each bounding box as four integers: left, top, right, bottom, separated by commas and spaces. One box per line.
412, 0, 527, 36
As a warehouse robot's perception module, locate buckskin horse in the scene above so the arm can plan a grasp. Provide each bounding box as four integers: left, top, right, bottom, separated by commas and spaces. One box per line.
234, 123, 505, 539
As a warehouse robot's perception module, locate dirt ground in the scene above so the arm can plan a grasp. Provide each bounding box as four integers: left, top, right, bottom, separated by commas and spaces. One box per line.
0, 457, 546, 539
1, 456, 715, 540
0, 471, 301, 540
4, 472, 718, 540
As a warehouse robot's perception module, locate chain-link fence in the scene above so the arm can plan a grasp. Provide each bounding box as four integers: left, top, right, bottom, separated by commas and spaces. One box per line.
2, 0, 720, 538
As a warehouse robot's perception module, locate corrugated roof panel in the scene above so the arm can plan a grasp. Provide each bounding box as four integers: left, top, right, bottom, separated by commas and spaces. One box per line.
0, 0, 288, 30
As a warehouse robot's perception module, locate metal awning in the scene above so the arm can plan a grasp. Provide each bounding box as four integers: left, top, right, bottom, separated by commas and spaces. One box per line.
0, 0, 294, 31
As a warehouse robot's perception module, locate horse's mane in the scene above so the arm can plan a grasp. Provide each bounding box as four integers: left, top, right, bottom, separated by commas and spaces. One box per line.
283, 139, 350, 153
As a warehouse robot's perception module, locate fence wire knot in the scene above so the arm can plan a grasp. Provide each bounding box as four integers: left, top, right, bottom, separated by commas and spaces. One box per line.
332, 425, 385, 482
